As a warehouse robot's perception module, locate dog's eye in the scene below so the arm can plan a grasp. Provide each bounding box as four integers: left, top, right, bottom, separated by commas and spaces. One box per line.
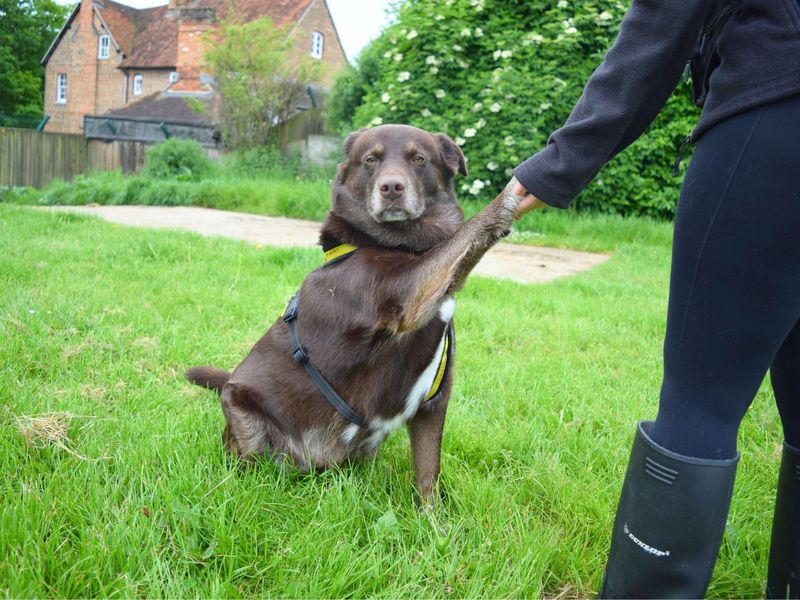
364, 155, 379, 165
412, 155, 425, 164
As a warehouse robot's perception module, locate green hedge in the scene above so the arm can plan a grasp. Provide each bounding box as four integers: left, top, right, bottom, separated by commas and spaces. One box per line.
329, 0, 700, 219
141, 138, 214, 181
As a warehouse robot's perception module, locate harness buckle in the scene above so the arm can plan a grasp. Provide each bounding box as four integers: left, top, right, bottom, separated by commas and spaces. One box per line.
292, 345, 310, 366
282, 296, 298, 323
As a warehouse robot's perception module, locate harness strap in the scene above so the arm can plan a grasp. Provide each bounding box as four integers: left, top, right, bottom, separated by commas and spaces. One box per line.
282, 243, 453, 429
283, 295, 368, 428
425, 323, 453, 402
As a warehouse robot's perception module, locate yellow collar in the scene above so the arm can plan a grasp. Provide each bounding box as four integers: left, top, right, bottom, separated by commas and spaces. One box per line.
323, 244, 358, 264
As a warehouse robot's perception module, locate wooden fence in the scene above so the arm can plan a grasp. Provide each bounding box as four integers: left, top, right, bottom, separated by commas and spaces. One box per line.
0, 128, 146, 189
1, 109, 329, 189
273, 108, 326, 149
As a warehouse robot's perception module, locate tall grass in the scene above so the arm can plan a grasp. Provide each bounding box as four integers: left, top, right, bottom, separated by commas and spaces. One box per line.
12, 144, 338, 222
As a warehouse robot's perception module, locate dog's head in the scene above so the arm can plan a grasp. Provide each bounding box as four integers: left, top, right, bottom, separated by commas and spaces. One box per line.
330, 125, 467, 248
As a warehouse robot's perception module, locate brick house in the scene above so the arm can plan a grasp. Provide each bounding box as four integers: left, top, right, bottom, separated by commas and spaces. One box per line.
40, 0, 347, 135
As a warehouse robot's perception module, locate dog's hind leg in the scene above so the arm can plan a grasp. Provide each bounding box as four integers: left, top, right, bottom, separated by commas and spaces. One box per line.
219, 383, 273, 458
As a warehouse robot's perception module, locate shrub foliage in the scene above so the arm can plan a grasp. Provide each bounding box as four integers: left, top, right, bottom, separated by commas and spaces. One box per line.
331, 0, 700, 218
142, 138, 214, 181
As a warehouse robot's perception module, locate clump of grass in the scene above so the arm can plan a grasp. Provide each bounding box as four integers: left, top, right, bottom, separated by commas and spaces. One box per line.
17, 412, 108, 461
17, 412, 73, 449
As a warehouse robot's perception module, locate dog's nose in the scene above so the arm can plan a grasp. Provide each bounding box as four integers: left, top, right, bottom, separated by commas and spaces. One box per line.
379, 178, 405, 199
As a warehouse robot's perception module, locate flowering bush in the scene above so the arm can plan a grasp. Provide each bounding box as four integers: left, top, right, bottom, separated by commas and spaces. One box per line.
329, 0, 700, 218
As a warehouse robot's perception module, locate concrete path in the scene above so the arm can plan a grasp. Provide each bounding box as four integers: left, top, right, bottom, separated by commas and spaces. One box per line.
44, 205, 610, 285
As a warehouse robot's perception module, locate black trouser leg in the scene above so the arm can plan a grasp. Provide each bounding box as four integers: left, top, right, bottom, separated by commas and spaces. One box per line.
649, 93, 800, 461
766, 442, 800, 599
602, 94, 800, 598
767, 319, 800, 599
772, 317, 800, 449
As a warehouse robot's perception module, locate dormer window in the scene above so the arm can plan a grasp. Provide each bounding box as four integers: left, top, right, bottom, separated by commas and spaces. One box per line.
98, 35, 110, 59
133, 74, 143, 96
311, 31, 324, 59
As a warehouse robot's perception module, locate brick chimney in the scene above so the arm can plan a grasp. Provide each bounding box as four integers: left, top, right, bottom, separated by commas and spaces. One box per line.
172, 0, 215, 93
168, 0, 194, 10
78, 0, 100, 115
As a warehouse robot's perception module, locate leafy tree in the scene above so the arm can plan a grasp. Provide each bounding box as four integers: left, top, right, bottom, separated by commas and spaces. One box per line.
329, 0, 700, 218
0, 0, 69, 125
325, 41, 383, 136
204, 16, 322, 151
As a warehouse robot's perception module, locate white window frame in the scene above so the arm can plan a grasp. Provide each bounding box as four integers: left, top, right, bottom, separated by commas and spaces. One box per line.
98, 35, 110, 59
310, 31, 324, 59
133, 73, 143, 96
56, 73, 67, 104
169, 71, 179, 84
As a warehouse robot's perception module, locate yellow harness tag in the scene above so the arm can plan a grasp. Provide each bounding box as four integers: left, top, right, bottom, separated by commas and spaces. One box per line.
425, 327, 451, 402
323, 244, 359, 264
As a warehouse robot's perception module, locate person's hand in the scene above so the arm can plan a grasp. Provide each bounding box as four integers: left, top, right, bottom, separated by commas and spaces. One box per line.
511, 179, 547, 219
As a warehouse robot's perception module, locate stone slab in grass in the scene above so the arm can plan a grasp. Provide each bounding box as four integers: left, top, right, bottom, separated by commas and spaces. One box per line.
42, 205, 610, 285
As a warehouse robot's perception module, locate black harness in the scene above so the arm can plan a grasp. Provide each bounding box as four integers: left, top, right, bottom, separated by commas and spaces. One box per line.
282, 244, 454, 429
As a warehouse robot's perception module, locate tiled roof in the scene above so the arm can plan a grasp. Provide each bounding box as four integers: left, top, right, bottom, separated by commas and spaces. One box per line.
105, 92, 215, 125
95, 0, 139, 56
202, 0, 313, 26
165, 78, 212, 94
121, 6, 178, 68
93, 0, 314, 70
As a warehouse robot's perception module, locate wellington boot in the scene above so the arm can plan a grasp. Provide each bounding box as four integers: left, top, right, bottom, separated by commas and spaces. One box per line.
766, 442, 800, 599
598, 421, 738, 599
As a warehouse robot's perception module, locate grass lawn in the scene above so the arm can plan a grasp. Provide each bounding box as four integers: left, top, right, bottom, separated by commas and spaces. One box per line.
1, 204, 782, 598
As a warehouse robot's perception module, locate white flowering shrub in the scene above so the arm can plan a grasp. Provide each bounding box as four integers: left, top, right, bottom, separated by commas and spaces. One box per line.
328, 0, 701, 218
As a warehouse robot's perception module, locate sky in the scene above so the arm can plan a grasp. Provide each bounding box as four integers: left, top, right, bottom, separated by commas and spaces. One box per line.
52, 0, 394, 61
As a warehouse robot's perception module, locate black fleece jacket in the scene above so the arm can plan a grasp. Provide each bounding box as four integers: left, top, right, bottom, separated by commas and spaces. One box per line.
513, 0, 800, 209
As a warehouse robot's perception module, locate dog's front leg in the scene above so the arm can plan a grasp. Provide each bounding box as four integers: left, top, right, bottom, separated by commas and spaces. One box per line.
407, 394, 449, 506
443, 180, 524, 295
393, 180, 523, 334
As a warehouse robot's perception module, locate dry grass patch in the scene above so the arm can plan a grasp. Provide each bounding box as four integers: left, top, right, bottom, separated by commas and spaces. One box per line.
16, 412, 108, 461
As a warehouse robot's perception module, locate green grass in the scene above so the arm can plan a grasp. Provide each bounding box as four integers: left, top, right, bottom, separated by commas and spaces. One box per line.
5, 170, 336, 222
1, 205, 781, 598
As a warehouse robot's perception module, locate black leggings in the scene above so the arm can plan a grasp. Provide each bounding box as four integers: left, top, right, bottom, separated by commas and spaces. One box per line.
649, 94, 800, 460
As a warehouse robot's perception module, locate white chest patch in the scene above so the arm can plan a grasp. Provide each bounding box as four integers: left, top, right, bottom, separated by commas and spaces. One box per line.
358, 297, 456, 450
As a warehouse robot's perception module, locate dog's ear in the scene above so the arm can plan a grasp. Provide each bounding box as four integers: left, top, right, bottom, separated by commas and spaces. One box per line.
435, 133, 468, 178
343, 128, 367, 157
337, 128, 368, 184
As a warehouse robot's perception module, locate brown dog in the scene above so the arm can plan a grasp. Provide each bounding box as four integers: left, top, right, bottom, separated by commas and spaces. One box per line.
187, 124, 521, 502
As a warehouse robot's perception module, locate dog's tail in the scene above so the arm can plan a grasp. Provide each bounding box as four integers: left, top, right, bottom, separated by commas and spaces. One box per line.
186, 366, 231, 394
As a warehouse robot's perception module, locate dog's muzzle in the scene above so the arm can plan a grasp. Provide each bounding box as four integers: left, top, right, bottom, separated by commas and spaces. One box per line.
378, 207, 413, 222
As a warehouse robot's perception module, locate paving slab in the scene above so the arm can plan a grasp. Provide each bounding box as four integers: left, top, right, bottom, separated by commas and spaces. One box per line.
43, 205, 610, 284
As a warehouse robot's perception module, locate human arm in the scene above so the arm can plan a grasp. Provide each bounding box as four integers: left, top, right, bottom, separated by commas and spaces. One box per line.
513, 0, 715, 209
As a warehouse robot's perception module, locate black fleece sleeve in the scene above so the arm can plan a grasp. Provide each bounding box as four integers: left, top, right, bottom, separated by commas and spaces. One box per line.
513, 0, 714, 208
